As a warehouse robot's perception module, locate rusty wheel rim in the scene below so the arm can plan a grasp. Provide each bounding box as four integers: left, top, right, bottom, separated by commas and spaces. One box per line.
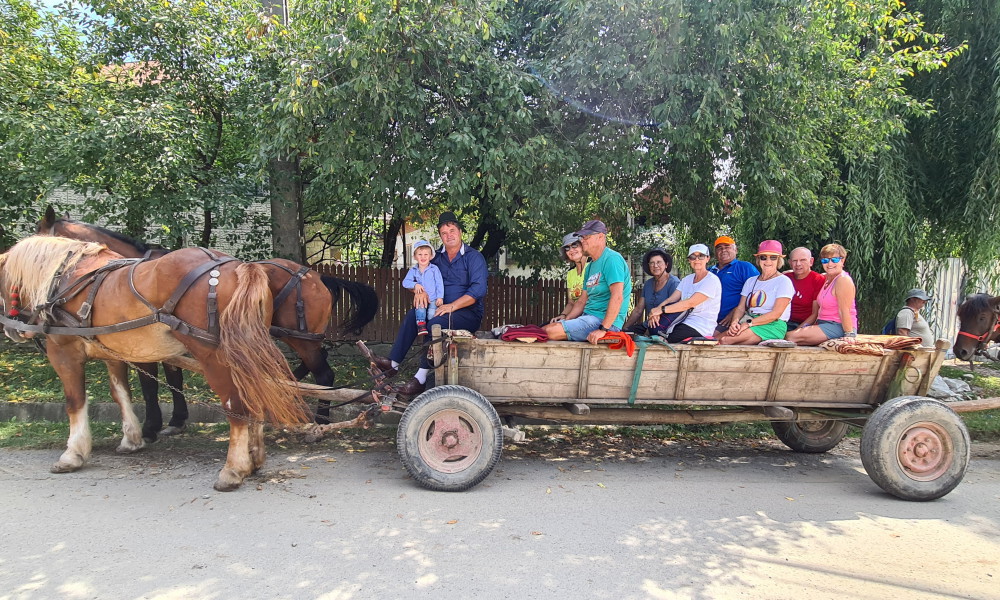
799, 420, 832, 434
416, 409, 483, 474
897, 421, 954, 482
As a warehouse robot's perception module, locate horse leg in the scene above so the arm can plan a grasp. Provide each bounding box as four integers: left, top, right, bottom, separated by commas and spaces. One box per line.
248, 422, 266, 472
106, 360, 145, 454
190, 353, 255, 491
161, 363, 188, 435
136, 362, 163, 442
287, 340, 334, 423
47, 344, 91, 473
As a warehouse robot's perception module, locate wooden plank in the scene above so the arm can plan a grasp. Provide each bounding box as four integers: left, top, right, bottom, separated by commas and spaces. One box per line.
772, 374, 877, 404
685, 351, 776, 373
781, 353, 884, 376
917, 340, 949, 395
432, 324, 445, 388
495, 405, 840, 425
578, 347, 592, 399
480, 396, 873, 408
869, 353, 898, 403
764, 352, 788, 402
948, 397, 1000, 413
682, 373, 773, 402
457, 367, 581, 398
674, 351, 690, 401
586, 370, 679, 400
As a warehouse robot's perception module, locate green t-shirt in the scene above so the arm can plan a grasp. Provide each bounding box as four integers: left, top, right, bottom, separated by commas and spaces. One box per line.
582, 247, 630, 328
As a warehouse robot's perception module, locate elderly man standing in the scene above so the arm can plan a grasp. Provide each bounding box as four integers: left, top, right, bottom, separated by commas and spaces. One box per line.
542, 219, 630, 344
896, 288, 935, 347
710, 235, 759, 331
784, 247, 825, 330
373, 212, 488, 395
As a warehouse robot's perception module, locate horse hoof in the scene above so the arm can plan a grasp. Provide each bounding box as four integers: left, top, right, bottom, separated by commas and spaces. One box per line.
116, 441, 145, 454
159, 425, 186, 437
213, 467, 244, 492
143, 434, 158, 444
51, 461, 82, 473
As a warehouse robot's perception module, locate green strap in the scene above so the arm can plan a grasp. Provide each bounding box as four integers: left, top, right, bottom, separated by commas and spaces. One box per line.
626, 336, 677, 406
627, 340, 648, 406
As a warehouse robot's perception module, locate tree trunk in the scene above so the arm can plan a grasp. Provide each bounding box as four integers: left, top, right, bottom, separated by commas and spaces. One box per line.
200, 208, 213, 248
268, 155, 304, 263
380, 213, 405, 267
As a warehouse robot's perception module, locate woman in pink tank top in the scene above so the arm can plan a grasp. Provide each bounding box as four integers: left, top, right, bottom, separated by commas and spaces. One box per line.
785, 243, 858, 346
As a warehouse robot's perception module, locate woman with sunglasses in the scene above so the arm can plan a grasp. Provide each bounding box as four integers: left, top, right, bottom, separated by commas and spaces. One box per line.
648, 243, 722, 343
549, 233, 588, 323
785, 243, 858, 345
718, 240, 794, 345
622, 248, 681, 335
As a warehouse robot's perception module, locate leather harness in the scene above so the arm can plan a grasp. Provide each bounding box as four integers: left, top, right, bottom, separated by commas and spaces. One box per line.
1, 248, 234, 345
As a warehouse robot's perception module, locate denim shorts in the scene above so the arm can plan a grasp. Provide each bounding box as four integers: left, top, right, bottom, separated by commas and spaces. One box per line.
816, 319, 846, 339
561, 313, 620, 341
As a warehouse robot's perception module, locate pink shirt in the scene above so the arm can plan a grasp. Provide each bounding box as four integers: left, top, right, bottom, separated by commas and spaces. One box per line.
817, 273, 858, 330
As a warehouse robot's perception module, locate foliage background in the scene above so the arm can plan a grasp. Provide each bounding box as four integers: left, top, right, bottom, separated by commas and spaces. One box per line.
1, 0, 998, 329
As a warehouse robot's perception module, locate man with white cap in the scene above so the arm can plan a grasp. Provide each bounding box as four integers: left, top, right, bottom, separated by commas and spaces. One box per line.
542, 219, 630, 344
896, 288, 935, 347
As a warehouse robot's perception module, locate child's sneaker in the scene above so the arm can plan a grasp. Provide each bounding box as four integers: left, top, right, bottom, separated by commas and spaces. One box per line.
417, 321, 428, 336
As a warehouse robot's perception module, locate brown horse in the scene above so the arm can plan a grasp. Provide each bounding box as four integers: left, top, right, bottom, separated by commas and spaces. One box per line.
36, 208, 379, 435
954, 293, 1000, 362
0, 235, 315, 491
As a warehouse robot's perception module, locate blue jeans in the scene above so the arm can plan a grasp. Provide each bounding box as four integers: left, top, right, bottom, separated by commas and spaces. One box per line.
415, 304, 437, 326
390, 307, 483, 368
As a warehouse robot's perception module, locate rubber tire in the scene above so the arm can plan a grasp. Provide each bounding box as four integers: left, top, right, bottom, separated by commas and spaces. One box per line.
861, 396, 970, 501
397, 385, 503, 492
772, 419, 849, 453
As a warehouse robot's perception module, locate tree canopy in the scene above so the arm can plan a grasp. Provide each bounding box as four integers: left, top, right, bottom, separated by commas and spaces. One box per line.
2, 0, 997, 328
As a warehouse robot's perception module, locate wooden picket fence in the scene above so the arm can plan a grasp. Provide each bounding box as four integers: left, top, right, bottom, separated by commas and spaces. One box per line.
311, 264, 567, 342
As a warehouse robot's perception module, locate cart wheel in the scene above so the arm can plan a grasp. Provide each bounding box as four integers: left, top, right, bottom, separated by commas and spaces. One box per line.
772, 419, 848, 453
397, 385, 503, 492
860, 396, 970, 501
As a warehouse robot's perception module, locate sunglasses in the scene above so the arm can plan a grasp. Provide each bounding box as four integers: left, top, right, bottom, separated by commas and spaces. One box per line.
687, 254, 708, 260
562, 242, 582, 251
820, 257, 843, 264
757, 255, 780, 261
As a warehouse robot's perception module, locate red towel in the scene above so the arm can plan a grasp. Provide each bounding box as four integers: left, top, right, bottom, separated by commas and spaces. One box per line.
601, 331, 636, 357
500, 324, 549, 343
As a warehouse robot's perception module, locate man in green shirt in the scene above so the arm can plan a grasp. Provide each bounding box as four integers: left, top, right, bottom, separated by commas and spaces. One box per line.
542, 219, 630, 344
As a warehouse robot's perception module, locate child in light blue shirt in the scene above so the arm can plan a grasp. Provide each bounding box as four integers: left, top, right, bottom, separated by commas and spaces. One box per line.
403, 240, 444, 335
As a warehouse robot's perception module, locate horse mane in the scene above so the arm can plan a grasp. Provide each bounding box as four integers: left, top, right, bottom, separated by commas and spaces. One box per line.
56, 218, 151, 254
3, 236, 107, 307
957, 293, 994, 322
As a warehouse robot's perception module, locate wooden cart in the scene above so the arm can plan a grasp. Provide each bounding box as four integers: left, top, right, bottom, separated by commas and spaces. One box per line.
389, 327, 988, 501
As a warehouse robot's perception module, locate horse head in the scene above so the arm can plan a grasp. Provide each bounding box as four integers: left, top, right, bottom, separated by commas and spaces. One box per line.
954, 293, 1000, 361
0, 251, 30, 342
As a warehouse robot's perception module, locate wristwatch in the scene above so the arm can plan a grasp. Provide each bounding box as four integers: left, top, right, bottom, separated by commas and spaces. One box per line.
843, 331, 857, 338
598, 325, 609, 332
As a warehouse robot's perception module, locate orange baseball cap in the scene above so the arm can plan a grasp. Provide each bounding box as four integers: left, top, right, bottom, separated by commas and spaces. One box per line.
714, 235, 735, 247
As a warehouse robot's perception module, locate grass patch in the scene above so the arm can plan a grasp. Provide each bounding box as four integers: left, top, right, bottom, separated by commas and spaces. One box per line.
0, 340, 219, 404
0, 418, 233, 450
962, 409, 1000, 441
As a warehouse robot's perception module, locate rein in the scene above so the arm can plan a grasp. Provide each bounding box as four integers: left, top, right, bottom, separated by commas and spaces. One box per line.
957, 311, 1000, 344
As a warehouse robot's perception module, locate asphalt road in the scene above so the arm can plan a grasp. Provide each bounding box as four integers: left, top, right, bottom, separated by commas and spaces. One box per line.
1, 435, 998, 600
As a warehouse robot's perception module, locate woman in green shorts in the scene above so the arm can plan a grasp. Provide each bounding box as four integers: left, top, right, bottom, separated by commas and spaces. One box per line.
718, 240, 794, 345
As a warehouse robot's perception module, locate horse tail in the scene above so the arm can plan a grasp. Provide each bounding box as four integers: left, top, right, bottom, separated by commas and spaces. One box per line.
219, 263, 309, 425
320, 274, 380, 334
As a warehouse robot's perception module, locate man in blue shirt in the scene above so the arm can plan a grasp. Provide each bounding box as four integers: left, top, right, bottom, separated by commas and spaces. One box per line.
710, 235, 759, 333
372, 212, 489, 395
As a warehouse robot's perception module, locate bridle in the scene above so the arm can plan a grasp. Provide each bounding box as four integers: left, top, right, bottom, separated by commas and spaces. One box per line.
957, 309, 1000, 350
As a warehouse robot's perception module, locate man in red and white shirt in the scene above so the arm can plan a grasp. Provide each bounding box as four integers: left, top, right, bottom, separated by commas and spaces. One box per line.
784, 247, 825, 330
